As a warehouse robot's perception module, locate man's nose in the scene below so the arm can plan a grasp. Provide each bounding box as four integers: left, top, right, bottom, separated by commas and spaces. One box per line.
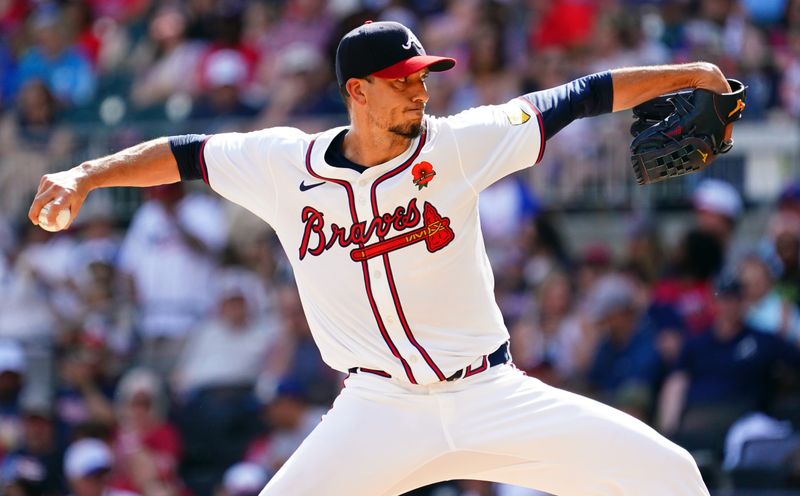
411, 80, 429, 104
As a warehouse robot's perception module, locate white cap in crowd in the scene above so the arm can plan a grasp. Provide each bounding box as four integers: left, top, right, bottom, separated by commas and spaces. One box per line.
585, 274, 636, 322
222, 462, 269, 496
693, 179, 743, 220
64, 438, 113, 479
205, 49, 248, 88
0, 340, 26, 375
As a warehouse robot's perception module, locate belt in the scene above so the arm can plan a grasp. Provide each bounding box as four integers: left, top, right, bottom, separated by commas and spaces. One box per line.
348, 341, 510, 382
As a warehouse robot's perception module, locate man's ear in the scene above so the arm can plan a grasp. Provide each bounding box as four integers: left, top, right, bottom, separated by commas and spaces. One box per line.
346, 79, 368, 106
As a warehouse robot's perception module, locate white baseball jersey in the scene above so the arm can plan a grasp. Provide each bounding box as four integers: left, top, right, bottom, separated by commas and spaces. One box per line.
199, 98, 544, 385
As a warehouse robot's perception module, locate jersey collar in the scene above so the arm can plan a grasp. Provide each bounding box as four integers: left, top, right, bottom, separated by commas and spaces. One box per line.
309, 122, 427, 183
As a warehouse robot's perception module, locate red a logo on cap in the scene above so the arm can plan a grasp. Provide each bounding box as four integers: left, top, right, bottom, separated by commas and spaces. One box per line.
402, 32, 423, 51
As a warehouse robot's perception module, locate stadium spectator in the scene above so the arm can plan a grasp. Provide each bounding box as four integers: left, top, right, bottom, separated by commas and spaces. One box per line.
778, 27, 800, 117
0, 398, 66, 496
510, 270, 588, 385
195, 12, 258, 96
109, 368, 184, 496
0, 40, 15, 111
62, 1, 101, 67
650, 228, 724, 337
584, 274, 661, 420
692, 178, 743, 256
190, 49, 260, 129
657, 278, 800, 454
216, 462, 268, 496
255, 0, 333, 78
574, 243, 613, 303
521, 215, 571, 289
270, 286, 341, 407
86, 0, 151, 24
767, 210, 800, 307
0, 340, 28, 456
69, 197, 135, 362
0, 227, 58, 343
528, 0, 596, 50
254, 42, 342, 130
624, 217, 665, 286
14, 7, 96, 106
0, 225, 68, 403
129, 6, 204, 110
64, 438, 135, 496
118, 184, 227, 375
172, 267, 282, 397
448, 22, 519, 112
53, 340, 117, 438
738, 254, 800, 343
0, 80, 73, 220
243, 379, 326, 478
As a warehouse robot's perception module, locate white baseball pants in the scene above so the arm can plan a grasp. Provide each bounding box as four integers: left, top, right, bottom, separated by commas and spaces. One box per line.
260, 364, 709, 496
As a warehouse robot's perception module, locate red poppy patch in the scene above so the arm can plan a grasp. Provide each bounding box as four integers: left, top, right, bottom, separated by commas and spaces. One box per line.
412, 161, 436, 190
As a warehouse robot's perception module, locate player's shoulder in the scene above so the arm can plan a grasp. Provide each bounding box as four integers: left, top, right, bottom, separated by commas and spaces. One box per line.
429, 98, 531, 131
207, 126, 311, 147
242, 126, 314, 149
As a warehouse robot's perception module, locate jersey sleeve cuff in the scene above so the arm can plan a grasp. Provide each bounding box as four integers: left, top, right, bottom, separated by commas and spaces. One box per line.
169, 134, 211, 183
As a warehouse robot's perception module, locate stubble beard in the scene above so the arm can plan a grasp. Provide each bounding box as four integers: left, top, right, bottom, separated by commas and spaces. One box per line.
388, 115, 425, 139
368, 109, 425, 140
388, 122, 422, 139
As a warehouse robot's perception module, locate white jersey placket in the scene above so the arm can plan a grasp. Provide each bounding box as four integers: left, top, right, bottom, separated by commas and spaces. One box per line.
355, 166, 444, 384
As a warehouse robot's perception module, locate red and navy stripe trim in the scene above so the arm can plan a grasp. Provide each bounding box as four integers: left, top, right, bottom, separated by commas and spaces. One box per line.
463, 356, 488, 378
198, 137, 211, 184
517, 98, 546, 165
369, 127, 446, 381
358, 367, 392, 378
305, 139, 418, 384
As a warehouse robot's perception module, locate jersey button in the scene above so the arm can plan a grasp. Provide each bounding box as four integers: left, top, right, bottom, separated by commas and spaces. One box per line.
373, 270, 382, 279
409, 354, 420, 363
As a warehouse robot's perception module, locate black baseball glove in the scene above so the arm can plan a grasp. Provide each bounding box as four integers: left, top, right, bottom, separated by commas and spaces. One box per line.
629, 79, 746, 185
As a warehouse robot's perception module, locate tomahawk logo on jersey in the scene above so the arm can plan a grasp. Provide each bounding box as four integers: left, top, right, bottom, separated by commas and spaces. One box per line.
197, 98, 543, 385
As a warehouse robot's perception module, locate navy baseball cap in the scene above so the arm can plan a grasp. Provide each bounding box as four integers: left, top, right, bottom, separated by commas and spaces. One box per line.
335, 21, 456, 88
715, 277, 742, 298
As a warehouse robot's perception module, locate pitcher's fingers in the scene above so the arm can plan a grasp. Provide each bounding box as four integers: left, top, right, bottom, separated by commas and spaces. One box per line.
43, 197, 69, 227
29, 189, 53, 225
63, 195, 85, 229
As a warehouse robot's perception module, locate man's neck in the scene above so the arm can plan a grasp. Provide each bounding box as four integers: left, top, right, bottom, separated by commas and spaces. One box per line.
342, 120, 414, 167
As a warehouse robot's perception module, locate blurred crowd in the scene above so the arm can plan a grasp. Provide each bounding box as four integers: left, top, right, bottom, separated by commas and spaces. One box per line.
1, 1, 800, 495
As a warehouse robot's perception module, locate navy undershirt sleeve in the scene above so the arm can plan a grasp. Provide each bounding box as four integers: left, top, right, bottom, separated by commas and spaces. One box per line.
521, 71, 613, 141
169, 134, 209, 181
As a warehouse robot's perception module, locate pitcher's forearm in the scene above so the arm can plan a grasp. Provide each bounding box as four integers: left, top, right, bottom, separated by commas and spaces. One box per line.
611, 62, 731, 112
30, 137, 182, 228
79, 137, 181, 191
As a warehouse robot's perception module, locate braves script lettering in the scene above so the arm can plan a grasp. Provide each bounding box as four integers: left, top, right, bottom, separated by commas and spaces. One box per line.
299, 199, 421, 260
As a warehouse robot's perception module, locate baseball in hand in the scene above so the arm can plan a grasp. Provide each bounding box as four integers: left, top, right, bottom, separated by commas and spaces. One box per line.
38, 202, 71, 232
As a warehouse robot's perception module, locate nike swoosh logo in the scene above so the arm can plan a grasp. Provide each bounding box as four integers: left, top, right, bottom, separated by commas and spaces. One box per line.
299, 180, 325, 192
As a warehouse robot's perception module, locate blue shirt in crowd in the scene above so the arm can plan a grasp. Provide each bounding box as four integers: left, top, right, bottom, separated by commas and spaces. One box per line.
677, 326, 800, 409
588, 326, 661, 394
15, 47, 95, 105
